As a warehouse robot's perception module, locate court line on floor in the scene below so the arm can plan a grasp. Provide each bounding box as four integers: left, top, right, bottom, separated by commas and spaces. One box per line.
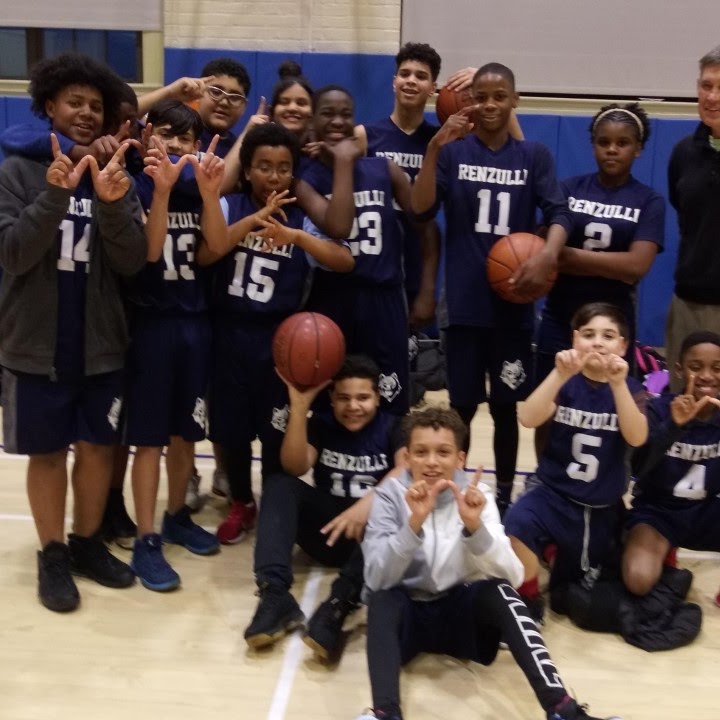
267, 568, 324, 720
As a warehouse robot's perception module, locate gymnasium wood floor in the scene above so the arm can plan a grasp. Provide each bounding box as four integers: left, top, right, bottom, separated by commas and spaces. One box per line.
1, 394, 718, 720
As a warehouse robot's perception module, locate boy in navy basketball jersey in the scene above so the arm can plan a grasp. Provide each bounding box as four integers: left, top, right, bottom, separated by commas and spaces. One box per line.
244, 356, 404, 662
537, 103, 665, 383
196, 123, 354, 545
624, 331, 720, 604
356, 406, 621, 720
412, 63, 573, 513
356, 42, 442, 324
0, 54, 146, 612
504, 303, 648, 620
124, 100, 225, 591
298, 86, 431, 416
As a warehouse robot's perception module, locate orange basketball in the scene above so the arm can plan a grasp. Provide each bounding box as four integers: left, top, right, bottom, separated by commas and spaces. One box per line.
486, 232, 557, 304
272, 312, 346, 388
435, 85, 474, 125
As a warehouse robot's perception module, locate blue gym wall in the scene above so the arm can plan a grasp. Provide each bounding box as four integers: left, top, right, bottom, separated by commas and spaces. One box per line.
0, 49, 697, 347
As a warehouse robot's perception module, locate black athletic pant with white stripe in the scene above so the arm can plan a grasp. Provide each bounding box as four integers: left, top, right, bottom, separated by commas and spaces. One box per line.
366, 579, 567, 715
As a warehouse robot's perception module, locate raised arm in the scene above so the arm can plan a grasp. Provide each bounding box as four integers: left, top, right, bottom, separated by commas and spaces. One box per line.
279, 377, 330, 476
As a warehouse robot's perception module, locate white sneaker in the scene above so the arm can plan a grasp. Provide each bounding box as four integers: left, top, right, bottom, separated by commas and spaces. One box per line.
185, 469, 203, 512
211, 469, 230, 498
353, 712, 377, 720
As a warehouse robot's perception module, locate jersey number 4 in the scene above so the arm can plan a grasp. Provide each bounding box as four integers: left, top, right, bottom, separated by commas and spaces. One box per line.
672, 464, 707, 500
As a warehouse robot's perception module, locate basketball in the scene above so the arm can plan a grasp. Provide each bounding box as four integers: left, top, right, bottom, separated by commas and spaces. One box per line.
486, 232, 557, 304
272, 312, 346, 387
436, 85, 474, 125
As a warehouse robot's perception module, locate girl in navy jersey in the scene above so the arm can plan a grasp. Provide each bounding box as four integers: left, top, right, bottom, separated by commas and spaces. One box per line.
243, 355, 404, 662
537, 103, 665, 384
624, 331, 720, 605
197, 123, 354, 545
503, 303, 648, 621
298, 85, 432, 415
412, 62, 573, 513
0, 54, 145, 612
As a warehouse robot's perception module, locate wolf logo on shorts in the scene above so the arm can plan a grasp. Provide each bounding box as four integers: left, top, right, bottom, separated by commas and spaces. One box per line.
500, 359, 527, 391
379, 372, 402, 403
271, 404, 290, 433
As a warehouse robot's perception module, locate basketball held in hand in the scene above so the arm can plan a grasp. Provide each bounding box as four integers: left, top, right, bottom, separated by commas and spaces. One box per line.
272, 312, 346, 388
435, 85, 474, 125
486, 232, 556, 304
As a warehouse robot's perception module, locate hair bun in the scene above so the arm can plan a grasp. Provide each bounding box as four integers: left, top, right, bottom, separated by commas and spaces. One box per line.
278, 60, 303, 80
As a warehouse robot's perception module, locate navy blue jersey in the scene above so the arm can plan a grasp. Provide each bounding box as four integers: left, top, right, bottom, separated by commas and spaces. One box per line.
634, 394, 720, 507
434, 135, 573, 328
210, 192, 312, 318
308, 410, 400, 497
54, 175, 93, 379
366, 117, 438, 301
297, 157, 404, 287
130, 171, 208, 314
538, 374, 645, 506
365, 117, 438, 183
544, 173, 665, 323
200, 127, 237, 159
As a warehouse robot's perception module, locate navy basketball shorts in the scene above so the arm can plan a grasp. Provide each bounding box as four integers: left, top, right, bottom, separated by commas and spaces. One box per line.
308, 283, 410, 416
122, 313, 211, 446
208, 317, 288, 447
504, 483, 618, 585
444, 325, 533, 407
2, 368, 124, 455
626, 496, 720, 552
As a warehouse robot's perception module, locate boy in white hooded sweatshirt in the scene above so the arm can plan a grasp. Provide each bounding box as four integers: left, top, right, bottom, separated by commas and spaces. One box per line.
357, 406, 622, 720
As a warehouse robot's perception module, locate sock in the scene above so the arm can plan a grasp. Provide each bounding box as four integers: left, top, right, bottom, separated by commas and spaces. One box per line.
518, 576, 540, 600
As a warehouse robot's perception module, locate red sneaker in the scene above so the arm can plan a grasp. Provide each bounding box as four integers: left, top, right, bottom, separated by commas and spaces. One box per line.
216, 501, 257, 544
664, 547, 678, 568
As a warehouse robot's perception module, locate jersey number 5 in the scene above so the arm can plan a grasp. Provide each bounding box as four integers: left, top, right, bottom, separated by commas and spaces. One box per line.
567, 433, 602, 482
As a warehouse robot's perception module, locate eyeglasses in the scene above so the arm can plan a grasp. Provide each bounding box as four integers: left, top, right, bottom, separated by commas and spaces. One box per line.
250, 164, 293, 178
206, 85, 247, 107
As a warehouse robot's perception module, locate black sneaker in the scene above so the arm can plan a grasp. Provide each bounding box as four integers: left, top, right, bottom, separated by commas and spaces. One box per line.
100, 489, 137, 549
303, 595, 357, 661
37, 541, 80, 612
525, 594, 546, 625
548, 695, 623, 720
68, 533, 135, 588
244, 583, 305, 649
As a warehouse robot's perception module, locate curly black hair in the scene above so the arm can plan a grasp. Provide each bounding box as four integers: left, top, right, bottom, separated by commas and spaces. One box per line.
589, 102, 651, 148
201, 57, 251, 95
395, 42, 442, 82
28, 53, 126, 135
239, 123, 300, 194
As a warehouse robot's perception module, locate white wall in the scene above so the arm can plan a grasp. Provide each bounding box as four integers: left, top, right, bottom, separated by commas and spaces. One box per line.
164, 0, 401, 54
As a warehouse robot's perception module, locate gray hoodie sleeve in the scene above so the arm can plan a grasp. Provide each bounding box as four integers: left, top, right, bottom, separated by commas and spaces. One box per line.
362, 475, 423, 592
0, 157, 72, 275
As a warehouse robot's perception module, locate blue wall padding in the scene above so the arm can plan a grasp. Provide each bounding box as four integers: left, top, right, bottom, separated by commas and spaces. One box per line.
0, 48, 700, 345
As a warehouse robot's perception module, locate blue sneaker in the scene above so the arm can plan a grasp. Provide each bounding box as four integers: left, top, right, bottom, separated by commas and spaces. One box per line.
131, 534, 180, 592
162, 507, 220, 555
